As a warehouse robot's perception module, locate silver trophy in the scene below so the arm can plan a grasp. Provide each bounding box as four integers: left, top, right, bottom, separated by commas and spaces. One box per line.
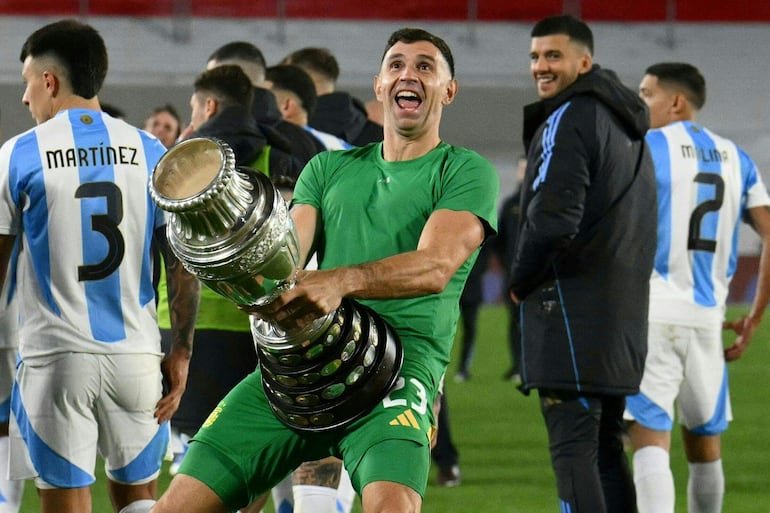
149, 138, 403, 431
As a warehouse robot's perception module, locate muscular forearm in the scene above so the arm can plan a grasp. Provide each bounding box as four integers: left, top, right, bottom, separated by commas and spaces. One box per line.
292, 457, 342, 487
746, 206, 770, 321
329, 248, 461, 300
749, 235, 770, 321
165, 256, 200, 355
330, 209, 486, 300
262, 209, 486, 328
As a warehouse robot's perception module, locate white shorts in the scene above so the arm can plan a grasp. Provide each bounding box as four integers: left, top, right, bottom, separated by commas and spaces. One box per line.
0, 347, 16, 423
9, 352, 169, 488
624, 322, 732, 435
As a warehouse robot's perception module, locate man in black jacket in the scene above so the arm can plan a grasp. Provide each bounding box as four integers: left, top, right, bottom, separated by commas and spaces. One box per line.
281, 47, 384, 146
187, 65, 301, 187
206, 41, 321, 167
508, 15, 657, 513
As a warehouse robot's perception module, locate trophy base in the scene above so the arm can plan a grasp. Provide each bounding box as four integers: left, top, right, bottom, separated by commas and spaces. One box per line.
257, 299, 403, 432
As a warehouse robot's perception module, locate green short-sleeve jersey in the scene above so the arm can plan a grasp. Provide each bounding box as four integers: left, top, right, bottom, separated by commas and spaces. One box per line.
292, 141, 499, 388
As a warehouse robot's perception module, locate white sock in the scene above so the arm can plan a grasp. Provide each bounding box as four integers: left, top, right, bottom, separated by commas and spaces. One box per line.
0, 437, 23, 513
292, 485, 337, 513
633, 446, 675, 513
165, 426, 179, 461
271, 474, 294, 513
687, 460, 724, 513
118, 499, 156, 513
335, 467, 356, 513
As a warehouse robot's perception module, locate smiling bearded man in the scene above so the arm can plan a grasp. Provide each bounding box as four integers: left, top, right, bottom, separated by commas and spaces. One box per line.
508, 14, 656, 513
148, 27, 499, 513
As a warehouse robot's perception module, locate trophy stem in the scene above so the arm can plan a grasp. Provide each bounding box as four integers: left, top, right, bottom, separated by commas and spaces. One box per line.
250, 311, 336, 352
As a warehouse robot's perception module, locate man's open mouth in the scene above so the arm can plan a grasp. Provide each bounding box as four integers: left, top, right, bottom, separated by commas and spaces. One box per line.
395, 91, 422, 109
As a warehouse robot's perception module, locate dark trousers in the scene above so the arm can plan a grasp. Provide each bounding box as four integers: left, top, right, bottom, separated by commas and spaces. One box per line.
539, 390, 635, 513
458, 302, 480, 374
431, 392, 458, 469
505, 295, 522, 375
161, 329, 258, 434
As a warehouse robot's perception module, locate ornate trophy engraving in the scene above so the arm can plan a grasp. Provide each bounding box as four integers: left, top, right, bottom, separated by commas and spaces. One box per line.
149, 138, 403, 431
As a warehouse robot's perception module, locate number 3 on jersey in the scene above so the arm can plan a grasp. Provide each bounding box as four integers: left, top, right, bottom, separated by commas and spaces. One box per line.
76, 181, 125, 281
688, 172, 724, 253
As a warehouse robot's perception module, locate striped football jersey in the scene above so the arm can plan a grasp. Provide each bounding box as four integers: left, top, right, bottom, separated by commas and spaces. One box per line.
647, 120, 770, 327
0, 109, 168, 357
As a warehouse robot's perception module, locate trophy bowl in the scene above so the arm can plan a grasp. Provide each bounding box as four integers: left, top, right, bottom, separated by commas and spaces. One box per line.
149, 137, 403, 431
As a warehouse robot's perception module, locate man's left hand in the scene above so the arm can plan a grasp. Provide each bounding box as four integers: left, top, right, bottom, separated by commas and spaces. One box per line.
723, 315, 761, 362
156, 349, 191, 423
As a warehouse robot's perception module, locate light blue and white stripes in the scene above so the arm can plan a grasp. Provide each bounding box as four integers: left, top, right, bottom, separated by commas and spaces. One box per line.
0, 109, 168, 357
533, 102, 572, 191
647, 120, 770, 326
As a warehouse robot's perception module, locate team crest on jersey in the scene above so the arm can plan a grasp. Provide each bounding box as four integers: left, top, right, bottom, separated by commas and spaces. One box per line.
202, 401, 225, 428
80, 114, 94, 125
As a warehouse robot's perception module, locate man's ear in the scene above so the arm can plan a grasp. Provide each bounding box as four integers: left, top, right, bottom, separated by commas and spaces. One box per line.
204, 97, 218, 120
42, 71, 59, 98
671, 93, 688, 115
578, 52, 593, 75
442, 79, 458, 106
373, 74, 383, 102
277, 95, 293, 116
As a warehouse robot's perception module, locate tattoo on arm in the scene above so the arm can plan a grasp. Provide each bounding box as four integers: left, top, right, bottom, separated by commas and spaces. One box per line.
292, 458, 343, 488
156, 227, 199, 354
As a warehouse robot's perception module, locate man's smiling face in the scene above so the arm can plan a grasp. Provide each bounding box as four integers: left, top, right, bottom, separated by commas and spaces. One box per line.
529, 34, 591, 100
374, 40, 457, 137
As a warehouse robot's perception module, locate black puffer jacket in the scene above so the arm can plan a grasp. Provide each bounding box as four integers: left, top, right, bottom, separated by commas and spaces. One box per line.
309, 92, 383, 146
510, 65, 657, 395
193, 105, 303, 186
251, 87, 320, 166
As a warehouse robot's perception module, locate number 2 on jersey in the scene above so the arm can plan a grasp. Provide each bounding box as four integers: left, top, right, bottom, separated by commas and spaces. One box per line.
688, 172, 724, 253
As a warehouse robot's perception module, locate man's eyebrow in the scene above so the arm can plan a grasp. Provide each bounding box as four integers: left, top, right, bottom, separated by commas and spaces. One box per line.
386, 53, 437, 63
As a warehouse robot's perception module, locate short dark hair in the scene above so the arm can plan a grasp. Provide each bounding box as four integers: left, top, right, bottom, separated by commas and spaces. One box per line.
645, 62, 706, 110
382, 28, 455, 78
149, 103, 181, 125
147, 103, 182, 137
20, 19, 108, 99
281, 47, 340, 83
208, 41, 266, 71
531, 15, 594, 56
265, 65, 318, 117
193, 65, 254, 108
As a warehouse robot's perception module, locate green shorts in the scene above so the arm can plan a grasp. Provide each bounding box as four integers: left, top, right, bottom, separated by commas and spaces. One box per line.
178, 361, 437, 510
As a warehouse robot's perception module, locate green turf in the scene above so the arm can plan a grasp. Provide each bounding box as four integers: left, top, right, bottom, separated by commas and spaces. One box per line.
19, 304, 769, 512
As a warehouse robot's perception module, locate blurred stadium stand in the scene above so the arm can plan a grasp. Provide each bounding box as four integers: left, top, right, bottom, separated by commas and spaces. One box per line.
1, 0, 770, 21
